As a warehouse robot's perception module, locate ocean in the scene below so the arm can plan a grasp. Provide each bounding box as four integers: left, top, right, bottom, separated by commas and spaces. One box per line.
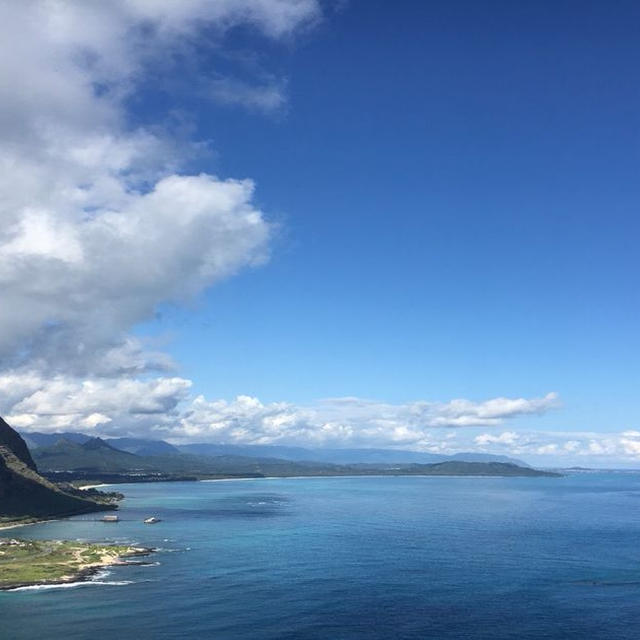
3, 473, 640, 639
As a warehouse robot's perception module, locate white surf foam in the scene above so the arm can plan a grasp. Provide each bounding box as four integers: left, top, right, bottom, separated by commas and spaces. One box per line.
8, 579, 133, 592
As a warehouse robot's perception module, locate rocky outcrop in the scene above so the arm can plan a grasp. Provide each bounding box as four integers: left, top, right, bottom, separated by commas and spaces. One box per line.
0, 417, 113, 519
0, 416, 37, 471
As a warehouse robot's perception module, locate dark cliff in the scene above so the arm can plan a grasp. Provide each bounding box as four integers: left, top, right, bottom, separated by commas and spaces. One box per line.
0, 416, 37, 471
0, 417, 113, 519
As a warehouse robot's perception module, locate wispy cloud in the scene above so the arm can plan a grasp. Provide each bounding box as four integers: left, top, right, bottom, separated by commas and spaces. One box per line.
208, 74, 288, 112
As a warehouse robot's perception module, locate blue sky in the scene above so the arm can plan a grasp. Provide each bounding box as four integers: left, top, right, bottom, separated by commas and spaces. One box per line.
146, 1, 639, 427
0, 1, 639, 465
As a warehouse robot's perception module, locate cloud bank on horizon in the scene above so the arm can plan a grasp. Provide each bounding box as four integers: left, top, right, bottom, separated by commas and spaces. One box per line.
0, 372, 558, 445
4, 378, 640, 466
0, 1, 633, 464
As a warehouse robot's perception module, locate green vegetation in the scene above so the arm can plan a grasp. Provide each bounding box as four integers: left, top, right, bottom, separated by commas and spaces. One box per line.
394, 461, 561, 477
0, 538, 151, 589
0, 516, 44, 529
0, 416, 116, 521
3, 418, 558, 518
33, 437, 143, 472
41, 460, 560, 484
26, 429, 560, 481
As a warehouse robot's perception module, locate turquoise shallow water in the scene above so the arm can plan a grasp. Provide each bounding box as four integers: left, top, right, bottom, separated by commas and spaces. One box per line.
3, 474, 640, 639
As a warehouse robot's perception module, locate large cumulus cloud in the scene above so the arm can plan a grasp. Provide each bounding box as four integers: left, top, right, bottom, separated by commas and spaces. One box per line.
0, 0, 319, 374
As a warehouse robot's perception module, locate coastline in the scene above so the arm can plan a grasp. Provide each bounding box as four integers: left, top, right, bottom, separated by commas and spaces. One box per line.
200, 472, 561, 483
0, 482, 121, 531
0, 542, 153, 592
1, 471, 560, 530
1, 473, 560, 593
0, 517, 59, 531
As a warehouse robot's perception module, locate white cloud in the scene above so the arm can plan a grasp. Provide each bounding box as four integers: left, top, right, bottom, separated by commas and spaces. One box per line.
0, 0, 319, 375
2, 371, 191, 432
472, 428, 640, 465
0, 173, 271, 375
535, 443, 558, 455
5, 372, 640, 466
427, 393, 560, 427
474, 431, 519, 446
1, 372, 560, 448
620, 435, 640, 456
563, 440, 580, 452
208, 74, 288, 112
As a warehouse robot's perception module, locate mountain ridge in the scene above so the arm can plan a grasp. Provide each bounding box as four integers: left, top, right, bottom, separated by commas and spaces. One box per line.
20, 430, 529, 467
0, 418, 114, 520
25, 431, 558, 479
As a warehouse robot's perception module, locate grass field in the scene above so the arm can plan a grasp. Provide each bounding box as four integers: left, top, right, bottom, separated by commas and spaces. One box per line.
0, 538, 149, 588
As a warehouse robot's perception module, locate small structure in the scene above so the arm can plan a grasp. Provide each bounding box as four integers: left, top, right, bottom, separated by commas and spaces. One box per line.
102, 515, 119, 522
144, 517, 160, 524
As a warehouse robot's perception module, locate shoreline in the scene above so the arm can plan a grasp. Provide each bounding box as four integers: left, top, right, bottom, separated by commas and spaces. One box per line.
200, 472, 561, 482
0, 516, 60, 532
0, 544, 154, 592
0, 484, 118, 531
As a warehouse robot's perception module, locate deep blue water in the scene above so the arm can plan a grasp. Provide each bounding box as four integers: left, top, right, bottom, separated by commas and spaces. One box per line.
4, 474, 640, 639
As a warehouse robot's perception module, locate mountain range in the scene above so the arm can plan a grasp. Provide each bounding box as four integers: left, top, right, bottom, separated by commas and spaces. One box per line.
0, 423, 558, 520
20, 431, 529, 466
15, 430, 560, 482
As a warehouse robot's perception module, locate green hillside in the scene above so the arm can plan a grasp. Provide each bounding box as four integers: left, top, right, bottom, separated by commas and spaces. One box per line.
0, 417, 113, 521
31, 435, 559, 480
33, 437, 144, 473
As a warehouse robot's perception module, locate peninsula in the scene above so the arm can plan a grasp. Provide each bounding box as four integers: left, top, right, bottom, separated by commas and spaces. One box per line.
0, 538, 153, 591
